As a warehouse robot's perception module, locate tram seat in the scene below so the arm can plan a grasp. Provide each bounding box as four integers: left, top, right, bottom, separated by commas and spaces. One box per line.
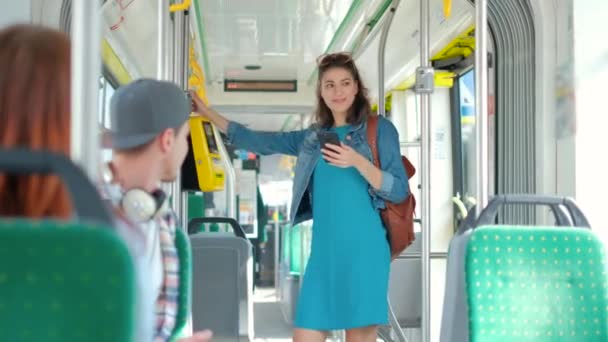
0, 149, 136, 341
188, 217, 254, 341
0, 220, 136, 342
439, 215, 475, 342
170, 227, 193, 341
465, 225, 608, 341
440, 194, 604, 342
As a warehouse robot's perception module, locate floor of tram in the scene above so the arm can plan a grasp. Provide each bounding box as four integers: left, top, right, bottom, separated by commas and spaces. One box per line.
252, 287, 292, 341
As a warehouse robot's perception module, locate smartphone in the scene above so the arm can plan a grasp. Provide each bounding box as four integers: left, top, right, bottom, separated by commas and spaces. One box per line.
318, 131, 341, 149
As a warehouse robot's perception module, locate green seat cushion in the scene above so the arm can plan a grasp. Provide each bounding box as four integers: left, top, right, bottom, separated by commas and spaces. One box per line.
466, 225, 608, 341
0, 219, 135, 342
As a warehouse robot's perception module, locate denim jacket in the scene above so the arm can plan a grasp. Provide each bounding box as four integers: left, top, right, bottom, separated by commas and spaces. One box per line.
225, 116, 409, 226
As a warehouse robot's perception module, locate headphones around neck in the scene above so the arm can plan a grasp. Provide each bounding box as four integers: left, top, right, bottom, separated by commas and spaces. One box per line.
103, 162, 169, 222
121, 188, 169, 223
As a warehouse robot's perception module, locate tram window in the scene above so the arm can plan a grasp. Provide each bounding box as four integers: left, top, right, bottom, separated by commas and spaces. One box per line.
98, 76, 116, 162
98, 76, 115, 129
457, 68, 477, 206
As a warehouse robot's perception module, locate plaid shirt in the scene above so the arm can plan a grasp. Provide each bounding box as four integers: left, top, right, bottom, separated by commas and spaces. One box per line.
153, 210, 180, 341
99, 181, 180, 342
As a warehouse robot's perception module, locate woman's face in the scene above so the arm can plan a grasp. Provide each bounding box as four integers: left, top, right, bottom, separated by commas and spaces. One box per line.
320, 67, 359, 116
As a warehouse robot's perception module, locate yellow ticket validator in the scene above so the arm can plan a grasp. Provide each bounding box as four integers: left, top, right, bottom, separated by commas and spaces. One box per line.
181, 115, 225, 192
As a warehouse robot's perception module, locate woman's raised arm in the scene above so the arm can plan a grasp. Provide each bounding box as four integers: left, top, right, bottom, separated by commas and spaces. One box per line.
190, 91, 309, 156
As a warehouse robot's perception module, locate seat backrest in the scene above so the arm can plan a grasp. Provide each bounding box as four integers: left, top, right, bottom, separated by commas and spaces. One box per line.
189, 233, 253, 340
188, 217, 253, 339
0, 219, 135, 342
466, 225, 608, 341
0, 148, 114, 225
170, 228, 192, 342
439, 228, 474, 342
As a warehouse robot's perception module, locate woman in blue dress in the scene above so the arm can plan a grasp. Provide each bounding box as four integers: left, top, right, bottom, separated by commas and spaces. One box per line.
191, 53, 409, 342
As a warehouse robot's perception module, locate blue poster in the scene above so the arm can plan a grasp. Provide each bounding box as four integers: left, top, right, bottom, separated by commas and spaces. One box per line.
459, 69, 475, 125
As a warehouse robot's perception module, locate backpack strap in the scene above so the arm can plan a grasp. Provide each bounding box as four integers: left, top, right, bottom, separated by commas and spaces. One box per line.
366, 115, 381, 168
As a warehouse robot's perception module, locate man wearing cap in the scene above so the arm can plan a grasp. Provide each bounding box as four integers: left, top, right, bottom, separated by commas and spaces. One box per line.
100, 78, 212, 342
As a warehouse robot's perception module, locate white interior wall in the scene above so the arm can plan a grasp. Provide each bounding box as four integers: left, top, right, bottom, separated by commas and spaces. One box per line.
574, 0, 608, 242
534, 0, 608, 241
551, 0, 577, 199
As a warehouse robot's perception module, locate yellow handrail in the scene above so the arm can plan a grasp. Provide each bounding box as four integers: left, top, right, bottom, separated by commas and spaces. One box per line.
188, 44, 209, 104
170, 0, 191, 12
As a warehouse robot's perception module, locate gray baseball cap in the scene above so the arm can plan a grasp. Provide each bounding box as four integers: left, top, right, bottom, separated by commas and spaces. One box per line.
108, 78, 191, 150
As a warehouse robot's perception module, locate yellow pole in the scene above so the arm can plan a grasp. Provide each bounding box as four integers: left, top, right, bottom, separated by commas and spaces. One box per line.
169, 0, 191, 12
443, 0, 452, 18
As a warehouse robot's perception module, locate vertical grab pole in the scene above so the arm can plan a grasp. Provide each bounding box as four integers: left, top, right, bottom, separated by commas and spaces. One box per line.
172, 6, 184, 226
377, 1, 408, 342
377, 0, 401, 117
474, 0, 489, 216
171, 8, 192, 335
156, 0, 179, 200
180, 11, 191, 229
157, 0, 170, 80
70, 0, 101, 179
157, 0, 172, 197
217, 128, 237, 219
417, 0, 434, 341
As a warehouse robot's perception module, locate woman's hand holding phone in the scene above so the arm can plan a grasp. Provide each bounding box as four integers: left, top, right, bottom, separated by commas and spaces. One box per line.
321, 142, 364, 168
322, 140, 383, 189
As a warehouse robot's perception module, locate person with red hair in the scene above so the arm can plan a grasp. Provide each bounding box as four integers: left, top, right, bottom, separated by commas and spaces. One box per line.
0, 24, 72, 218
0, 24, 212, 342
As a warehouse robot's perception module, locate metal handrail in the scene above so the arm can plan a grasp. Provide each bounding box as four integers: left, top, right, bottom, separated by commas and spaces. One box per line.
70, 0, 101, 179
377, 1, 406, 342
475, 0, 489, 216
418, 0, 432, 340
396, 252, 448, 260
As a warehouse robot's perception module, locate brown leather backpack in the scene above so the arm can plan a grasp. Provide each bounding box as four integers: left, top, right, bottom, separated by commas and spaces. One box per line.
366, 115, 416, 260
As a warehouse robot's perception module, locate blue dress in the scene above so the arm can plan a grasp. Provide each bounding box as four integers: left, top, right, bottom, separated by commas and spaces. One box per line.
294, 125, 390, 330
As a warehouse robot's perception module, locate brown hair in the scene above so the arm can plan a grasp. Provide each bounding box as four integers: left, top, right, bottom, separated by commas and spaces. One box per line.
0, 24, 72, 219
314, 52, 372, 128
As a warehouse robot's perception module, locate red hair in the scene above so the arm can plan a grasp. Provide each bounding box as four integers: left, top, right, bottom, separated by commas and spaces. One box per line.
0, 24, 72, 218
